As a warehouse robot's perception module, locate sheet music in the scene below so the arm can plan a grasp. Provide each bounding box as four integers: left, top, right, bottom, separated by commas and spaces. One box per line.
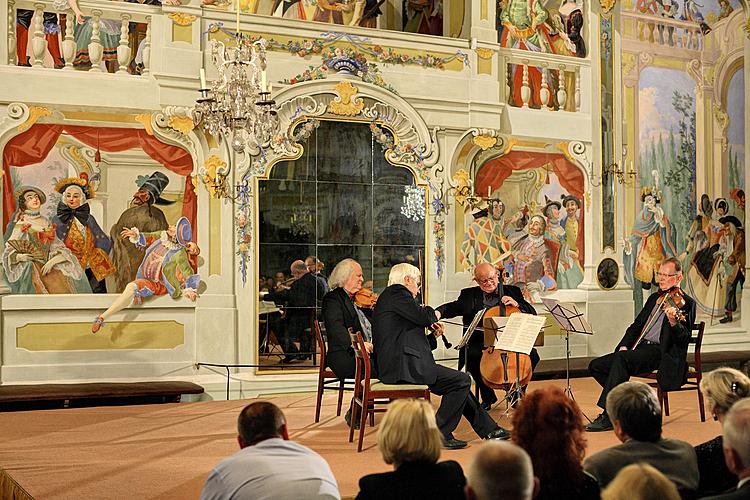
542, 298, 593, 335
491, 313, 547, 354
456, 308, 486, 349
259, 300, 281, 314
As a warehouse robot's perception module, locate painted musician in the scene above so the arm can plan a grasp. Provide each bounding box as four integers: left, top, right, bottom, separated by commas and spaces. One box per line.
587, 257, 696, 432
436, 262, 539, 411
372, 263, 510, 450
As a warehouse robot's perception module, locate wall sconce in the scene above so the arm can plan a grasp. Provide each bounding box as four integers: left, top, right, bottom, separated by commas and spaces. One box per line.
588, 161, 637, 187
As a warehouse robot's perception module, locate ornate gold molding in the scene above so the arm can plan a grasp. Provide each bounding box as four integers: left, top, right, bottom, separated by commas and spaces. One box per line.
474, 48, 495, 60
744, 19, 750, 39
203, 155, 228, 198
328, 81, 365, 116
18, 106, 52, 133
599, 0, 616, 12
451, 169, 473, 206
134, 113, 155, 136
621, 52, 636, 78
168, 12, 197, 25
167, 115, 195, 135
472, 135, 497, 150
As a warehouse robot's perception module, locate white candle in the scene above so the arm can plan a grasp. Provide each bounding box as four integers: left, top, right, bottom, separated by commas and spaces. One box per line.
487, 185, 491, 198
261, 70, 267, 93
200, 68, 207, 89
236, 0, 241, 34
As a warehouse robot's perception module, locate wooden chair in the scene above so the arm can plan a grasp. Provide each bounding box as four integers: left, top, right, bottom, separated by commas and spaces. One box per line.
640, 321, 706, 422
313, 320, 353, 422
348, 331, 431, 452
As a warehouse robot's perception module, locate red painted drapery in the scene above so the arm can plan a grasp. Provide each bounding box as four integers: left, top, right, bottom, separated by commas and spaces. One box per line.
474, 150, 585, 266
2, 124, 196, 233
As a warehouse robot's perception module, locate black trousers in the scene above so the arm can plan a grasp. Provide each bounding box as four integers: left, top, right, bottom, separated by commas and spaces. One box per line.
589, 343, 661, 410
725, 271, 745, 313
462, 331, 540, 404
429, 365, 498, 439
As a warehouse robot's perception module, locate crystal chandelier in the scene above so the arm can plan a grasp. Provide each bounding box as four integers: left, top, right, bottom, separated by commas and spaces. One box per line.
193, 34, 279, 155
401, 185, 425, 222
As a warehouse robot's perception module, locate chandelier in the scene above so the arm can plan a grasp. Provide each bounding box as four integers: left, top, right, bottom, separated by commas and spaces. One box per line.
401, 185, 426, 222
193, 30, 279, 156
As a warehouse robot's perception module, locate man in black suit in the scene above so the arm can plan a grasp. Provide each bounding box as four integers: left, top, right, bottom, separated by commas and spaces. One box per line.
704, 398, 750, 500
265, 260, 327, 362
437, 262, 538, 410
587, 257, 696, 431
372, 263, 510, 450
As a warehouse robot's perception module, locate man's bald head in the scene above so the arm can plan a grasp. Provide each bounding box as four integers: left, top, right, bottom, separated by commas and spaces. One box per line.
466, 441, 535, 500
290, 260, 308, 277
473, 263, 500, 294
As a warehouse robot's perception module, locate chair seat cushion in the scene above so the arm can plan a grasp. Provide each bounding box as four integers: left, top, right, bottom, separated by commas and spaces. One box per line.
365, 379, 429, 391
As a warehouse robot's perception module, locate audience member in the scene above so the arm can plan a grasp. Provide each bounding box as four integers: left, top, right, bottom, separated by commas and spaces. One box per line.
601, 463, 680, 500
583, 381, 698, 493
695, 367, 750, 496
355, 399, 466, 500
702, 398, 750, 499
465, 441, 537, 500
512, 387, 599, 500
200, 401, 340, 500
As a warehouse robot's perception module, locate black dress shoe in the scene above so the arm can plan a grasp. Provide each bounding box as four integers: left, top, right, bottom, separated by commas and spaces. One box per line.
442, 436, 468, 450
344, 407, 360, 429
586, 413, 614, 432
481, 396, 498, 411
485, 427, 511, 440
720, 315, 733, 324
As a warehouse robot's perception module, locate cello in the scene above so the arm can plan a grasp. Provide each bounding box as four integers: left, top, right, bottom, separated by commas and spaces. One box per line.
479, 304, 534, 391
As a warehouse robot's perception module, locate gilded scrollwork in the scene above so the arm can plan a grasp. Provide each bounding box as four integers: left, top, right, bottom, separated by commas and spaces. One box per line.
327, 81, 365, 116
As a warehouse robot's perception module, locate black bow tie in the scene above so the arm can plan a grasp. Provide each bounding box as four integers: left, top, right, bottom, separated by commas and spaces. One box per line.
57, 203, 90, 225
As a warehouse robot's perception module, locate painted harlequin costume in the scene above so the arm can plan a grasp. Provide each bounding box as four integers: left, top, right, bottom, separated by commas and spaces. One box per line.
460, 215, 513, 271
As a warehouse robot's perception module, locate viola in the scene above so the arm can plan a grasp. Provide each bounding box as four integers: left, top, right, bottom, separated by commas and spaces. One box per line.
354, 288, 378, 309
661, 287, 686, 322
479, 304, 534, 390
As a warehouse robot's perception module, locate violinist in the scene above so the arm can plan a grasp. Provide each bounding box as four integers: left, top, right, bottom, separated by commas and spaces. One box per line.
587, 257, 696, 432
436, 262, 539, 411
321, 258, 375, 427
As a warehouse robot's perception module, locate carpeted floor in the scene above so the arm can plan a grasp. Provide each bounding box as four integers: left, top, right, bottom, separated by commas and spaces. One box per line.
0, 377, 719, 499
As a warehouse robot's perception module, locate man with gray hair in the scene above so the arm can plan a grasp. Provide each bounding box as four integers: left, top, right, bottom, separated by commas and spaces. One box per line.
465, 441, 537, 500
583, 381, 698, 492
200, 401, 340, 500
704, 398, 750, 499
373, 263, 510, 450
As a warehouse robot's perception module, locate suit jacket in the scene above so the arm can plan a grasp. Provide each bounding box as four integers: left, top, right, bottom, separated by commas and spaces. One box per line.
355, 460, 466, 500
702, 480, 750, 500
437, 284, 535, 327
372, 284, 439, 385
321, 287, 363, 379
617, 287, 696, 391
266, 272, 326, 331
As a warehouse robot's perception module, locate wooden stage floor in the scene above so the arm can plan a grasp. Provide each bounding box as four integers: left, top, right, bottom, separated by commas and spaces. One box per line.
0, 377, 719, 499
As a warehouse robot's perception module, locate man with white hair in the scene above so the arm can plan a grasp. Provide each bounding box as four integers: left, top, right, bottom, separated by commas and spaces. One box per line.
704, 398, 750, 499
465, 441, 537, 500
372, 263, 510, 450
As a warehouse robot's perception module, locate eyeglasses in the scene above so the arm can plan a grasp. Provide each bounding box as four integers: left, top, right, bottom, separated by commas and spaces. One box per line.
476, 276, 498, 285
656, 272, 680, 278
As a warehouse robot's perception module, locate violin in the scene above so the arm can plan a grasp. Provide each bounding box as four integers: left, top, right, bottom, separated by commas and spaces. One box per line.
479, 304, 534, 390
661, 287, 686, 322
354, 288, 378, 309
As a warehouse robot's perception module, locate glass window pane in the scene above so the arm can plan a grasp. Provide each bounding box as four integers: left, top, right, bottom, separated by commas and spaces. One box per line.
373, 184, 425, 246
315, 121, 372, 184
259, 180, 316, 244
316, 183, 372, 245
373, 245, 425, 291
315, 245, 373, 288
268, 153, 316, 182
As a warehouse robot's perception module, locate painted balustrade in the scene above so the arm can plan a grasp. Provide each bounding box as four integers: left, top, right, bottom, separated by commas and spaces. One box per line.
622, 11, 703, 51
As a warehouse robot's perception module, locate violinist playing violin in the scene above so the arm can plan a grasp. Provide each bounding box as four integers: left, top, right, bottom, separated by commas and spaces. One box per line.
436, 262, 539, 411
587, 257, 696, 432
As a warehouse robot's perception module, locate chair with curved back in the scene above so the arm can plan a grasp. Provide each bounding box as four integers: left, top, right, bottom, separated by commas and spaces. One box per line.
348, 330, 431, 452
313, 320, 353, 422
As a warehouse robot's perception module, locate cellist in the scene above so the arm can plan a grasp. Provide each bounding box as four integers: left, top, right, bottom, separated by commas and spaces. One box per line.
436, 262, 540, 410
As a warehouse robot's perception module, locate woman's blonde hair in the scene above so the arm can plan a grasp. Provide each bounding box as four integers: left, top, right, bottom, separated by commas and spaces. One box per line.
377, 399, 442, 467
602, 463, 680, 500
700, 367, 750, 419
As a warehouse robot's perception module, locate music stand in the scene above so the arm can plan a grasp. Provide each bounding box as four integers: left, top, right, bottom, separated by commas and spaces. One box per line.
488, 313, 547, 411
542, 298, 593, 401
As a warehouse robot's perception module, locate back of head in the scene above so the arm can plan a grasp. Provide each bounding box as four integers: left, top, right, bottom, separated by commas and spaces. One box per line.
601, 463, 680, 500
511, 387, 586, 484
723, 398, 750, 469
291, 260, 308, 276
377, 399, 442, 467
237, 401, 286, 447
387, 263, 420, 287
467, 441, 534, 500
700, 367, 750, 419
606, 381, 662, 442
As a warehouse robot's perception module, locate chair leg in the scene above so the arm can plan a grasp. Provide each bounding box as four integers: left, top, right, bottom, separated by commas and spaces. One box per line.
369, 406, 374, 427
336, 380, 345, 417
663, 391, 670, 416
348, 398, 357, 443
315, 374, 325, 423
357, 393, 369, 452
698, 388, 706, 422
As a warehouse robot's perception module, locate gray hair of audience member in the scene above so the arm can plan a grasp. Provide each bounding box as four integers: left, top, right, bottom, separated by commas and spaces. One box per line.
328, 258, 359, 290
465, 441, 535, 500
605, 381, 662, 442
387, 263, 420, 287
377, 399, 442, 467
290, 259, 308, 275
237, 401, 287, 447
700, 367, 750, 420
723, 398, 750, 469
601, 462, 680, 500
